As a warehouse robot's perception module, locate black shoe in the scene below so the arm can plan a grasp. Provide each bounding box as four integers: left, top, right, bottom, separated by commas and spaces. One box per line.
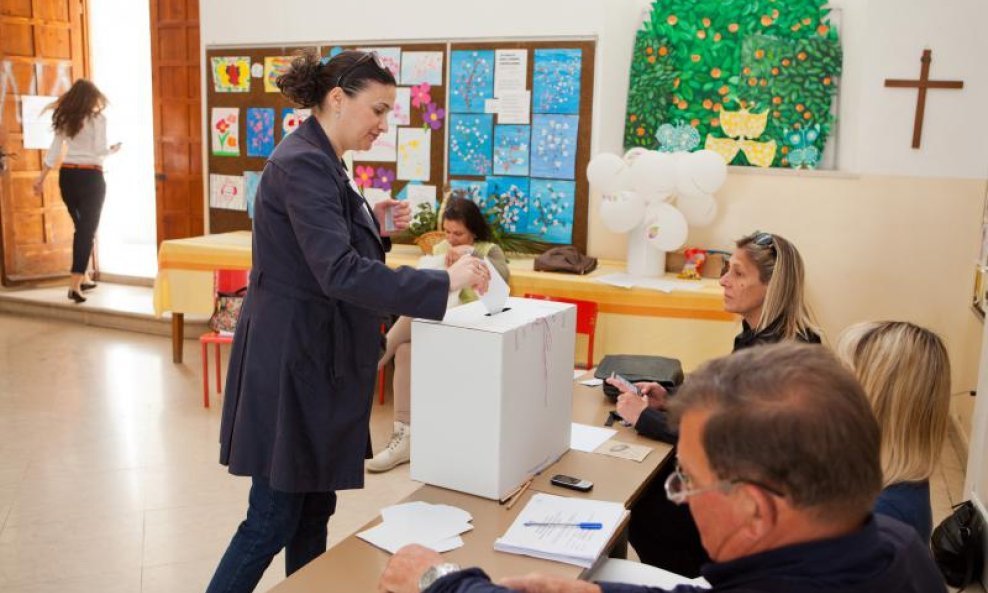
81, 282, 97, 291
67, 289, 87, 304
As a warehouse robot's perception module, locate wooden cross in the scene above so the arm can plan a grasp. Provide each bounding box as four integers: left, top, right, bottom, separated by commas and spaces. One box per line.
884, 49, 964, 148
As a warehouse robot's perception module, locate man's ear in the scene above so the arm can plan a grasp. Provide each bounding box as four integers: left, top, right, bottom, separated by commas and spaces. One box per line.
738, 483, 779, 541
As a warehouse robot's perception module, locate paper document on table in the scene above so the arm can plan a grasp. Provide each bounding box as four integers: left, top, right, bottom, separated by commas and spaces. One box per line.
494, 493, 627, 568
595, 273, 709, 293
479, 258, 509, 314
357, 501, 473, 554
570, 422, 617, 453
591, 558, 711, 589
593, 440, 652, 462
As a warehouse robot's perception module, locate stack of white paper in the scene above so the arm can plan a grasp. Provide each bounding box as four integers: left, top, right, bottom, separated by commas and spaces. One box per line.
357, 501, 473, 554
570, 422, 617, 453
595, 273, 709, 294
494, 493, 628, 568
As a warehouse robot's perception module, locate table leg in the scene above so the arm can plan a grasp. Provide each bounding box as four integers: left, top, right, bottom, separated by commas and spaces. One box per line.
172, 313, 184, 363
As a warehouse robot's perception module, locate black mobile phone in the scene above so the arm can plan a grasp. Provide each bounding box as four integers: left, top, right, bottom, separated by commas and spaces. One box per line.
550, 474, 594, 492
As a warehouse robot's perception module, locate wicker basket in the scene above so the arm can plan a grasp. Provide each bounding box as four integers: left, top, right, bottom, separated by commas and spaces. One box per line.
414, 231, 446, 255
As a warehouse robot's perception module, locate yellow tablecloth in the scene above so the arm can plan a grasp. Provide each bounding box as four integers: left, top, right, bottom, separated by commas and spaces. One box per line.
152, 231, 252, 317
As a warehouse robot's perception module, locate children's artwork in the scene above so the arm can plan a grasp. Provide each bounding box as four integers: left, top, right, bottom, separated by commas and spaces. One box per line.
244, 171, 262, 218
281, 108, 311, 138
363, 187, 392, 208
353, 128, 397, 162
532, 49, 582, 114
400, 51, 443, 86
389, 88, 411, 126
530, 114, 579, 179
211, 56, 251, 93
404, 184, 437, 215
263, 56, 293, 93
211, 107, 240, 156
449, 179, 489, 205
397, 127, 431, 181
246, 108, 275, 158
450, 50, 495, 113
484, 176, 530, 233
448, 114, 493, 176
209, 174, 246, 211
357, 47, 401, 80
528, 179, 575, 243
492, 125, 530, 176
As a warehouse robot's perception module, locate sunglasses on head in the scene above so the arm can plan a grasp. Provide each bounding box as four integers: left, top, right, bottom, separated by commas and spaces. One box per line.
720, 233, 776, 276
334, 51, 386, 89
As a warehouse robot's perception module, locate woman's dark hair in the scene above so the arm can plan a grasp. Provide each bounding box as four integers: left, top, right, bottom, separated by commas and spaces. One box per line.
277, 50, 396, 108
442, 197, 493, 242
49, 79, 107, 138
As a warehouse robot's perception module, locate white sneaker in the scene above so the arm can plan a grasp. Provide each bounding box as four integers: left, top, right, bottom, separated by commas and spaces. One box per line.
366, 421, 411, 473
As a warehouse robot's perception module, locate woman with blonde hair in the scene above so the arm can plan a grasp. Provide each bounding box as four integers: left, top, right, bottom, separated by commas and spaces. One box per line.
836, 321, 951, 542
33, 79, 121, 303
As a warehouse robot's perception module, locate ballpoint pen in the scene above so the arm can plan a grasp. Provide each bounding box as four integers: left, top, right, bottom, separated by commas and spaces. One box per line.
523, 521, 603, 530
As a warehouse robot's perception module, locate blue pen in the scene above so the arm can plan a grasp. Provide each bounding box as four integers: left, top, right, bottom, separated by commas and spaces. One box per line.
523, 521, 603, 530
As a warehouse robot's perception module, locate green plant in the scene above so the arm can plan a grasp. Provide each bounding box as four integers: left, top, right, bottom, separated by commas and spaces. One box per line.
404, 203, 439, 238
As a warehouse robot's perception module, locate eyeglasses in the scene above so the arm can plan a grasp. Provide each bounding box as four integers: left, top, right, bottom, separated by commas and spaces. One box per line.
334, 51, 386, 89
664, 461, 785, 505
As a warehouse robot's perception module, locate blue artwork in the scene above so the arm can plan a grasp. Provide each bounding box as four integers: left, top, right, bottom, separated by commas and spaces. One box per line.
449, 50, 494, 113
492, 125, 530, 176
448, 114, 494, 176
244, 171, 262, 219
532, 49, 582, 114
246, 108, 275, 157
484, 176, 530, 233
530, 114, 579, 180
449, 179, 489, 206
528, 179, 575, 244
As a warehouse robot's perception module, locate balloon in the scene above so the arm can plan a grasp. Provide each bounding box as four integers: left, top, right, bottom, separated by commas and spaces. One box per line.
690, 149, 729, 194
599, 191, 646, 234
623, 147, 649, 165
674, 154, 709, 199
643, 202, 689, 251
676, 191, 718, 227
587, 153, 630, 194
630, 150, 677, 195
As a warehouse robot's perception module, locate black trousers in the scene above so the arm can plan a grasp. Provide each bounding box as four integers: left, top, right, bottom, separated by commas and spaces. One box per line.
59, 168, 106, 274
629, 452, 711, 577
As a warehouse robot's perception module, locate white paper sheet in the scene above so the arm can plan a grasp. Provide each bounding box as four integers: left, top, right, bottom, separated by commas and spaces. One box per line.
495, 90, 531, 125
570, 422, 617, 453
580, 378, 604, 387
404, 184, 436, 215
397, 127, 431, 180
353, 127, 397, 162
389, 87, 411, 126
209, 174, 246, 211
591, 558, 711, 589
495, 49, 528, 95
480, 258, 510, 315
357, 501, 473, 554
400, 51, 444, 86
21, 95, 57, 150
594, 273, 709, 293
363, 187, 392, 207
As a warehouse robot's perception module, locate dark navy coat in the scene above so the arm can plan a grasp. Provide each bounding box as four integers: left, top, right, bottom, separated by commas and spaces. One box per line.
219, 115, 448, 493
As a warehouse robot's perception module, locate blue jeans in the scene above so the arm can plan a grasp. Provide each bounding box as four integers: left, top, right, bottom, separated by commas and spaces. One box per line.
206, 476, 337, 593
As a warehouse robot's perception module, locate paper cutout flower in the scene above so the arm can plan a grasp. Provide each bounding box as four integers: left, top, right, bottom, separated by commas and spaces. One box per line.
423, 102, 445, 130
355, 165, 376, 188
215, 118, 231, 134
373, 168, 394, 191
410, 83, 432, 108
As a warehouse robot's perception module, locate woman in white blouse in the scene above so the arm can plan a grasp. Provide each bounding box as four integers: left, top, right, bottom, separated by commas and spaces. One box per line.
33, 79, 120, 303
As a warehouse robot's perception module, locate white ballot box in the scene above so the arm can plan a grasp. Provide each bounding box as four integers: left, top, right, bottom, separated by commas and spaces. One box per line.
410, 297, 577, 500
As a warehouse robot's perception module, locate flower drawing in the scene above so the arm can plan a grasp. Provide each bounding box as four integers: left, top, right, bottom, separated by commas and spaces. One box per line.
354, 165, 376, 189
373, 168, 395, 191
423, 102, 446, 130
410, 83, 432, 109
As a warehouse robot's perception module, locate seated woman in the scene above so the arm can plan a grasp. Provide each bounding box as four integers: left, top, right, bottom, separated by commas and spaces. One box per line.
836, 321, 950, 542
367, 197, 510, 473
613, 231, 820, 577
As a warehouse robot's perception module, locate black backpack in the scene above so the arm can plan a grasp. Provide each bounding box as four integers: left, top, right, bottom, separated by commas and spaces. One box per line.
931, 500, 985, 588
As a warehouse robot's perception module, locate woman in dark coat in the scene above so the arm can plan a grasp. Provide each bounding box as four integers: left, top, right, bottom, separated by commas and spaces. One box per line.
207, 51, 489, 593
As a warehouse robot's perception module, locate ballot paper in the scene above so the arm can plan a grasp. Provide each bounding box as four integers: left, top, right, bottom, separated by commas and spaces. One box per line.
494, 493, 627, 568
591, 558, 711, 589
480, 257, 510, 314
570, 422, 617, 453
593, 440, 653, 463
357, 501, 473, 554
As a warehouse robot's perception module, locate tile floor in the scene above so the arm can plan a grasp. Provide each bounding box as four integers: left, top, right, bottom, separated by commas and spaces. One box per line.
0, 307, 975, 592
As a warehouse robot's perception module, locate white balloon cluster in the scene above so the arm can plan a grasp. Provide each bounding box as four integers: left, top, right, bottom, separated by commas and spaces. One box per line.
588, 149, 728, 252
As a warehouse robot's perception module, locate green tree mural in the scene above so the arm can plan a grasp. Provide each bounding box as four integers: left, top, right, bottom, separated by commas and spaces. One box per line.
624, 0, 841, 168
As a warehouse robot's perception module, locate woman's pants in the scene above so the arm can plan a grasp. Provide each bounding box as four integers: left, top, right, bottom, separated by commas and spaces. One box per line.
58, 168, 106, 275
205, 476, 337, 593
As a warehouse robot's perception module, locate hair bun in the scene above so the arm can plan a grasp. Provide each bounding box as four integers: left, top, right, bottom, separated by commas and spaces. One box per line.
276, 53, 327, 108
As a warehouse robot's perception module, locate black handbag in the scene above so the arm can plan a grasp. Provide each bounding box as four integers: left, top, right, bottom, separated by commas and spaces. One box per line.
931, 500, 985, 588
593, 354, 684, 401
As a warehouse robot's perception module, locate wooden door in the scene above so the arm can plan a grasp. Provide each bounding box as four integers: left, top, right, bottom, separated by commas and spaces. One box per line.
150, 0, 202, 244
0, 0, 88, 285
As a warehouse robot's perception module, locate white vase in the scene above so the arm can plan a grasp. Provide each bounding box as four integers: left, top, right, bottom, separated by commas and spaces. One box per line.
626, 220, 666, 278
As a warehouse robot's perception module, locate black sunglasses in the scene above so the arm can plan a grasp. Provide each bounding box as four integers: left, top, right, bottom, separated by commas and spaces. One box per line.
334, 51, 386, 89
720, 233, 776, 276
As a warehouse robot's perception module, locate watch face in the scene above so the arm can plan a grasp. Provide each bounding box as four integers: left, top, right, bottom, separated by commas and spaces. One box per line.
419, 563, 460, 591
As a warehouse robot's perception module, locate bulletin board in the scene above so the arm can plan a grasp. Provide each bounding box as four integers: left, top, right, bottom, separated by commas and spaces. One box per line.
204, 38, 595, 251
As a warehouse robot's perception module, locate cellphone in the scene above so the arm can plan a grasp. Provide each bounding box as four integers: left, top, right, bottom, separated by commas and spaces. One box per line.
550, 474, 593, 492
609, 373, 641, 396
383, 206, 396, 232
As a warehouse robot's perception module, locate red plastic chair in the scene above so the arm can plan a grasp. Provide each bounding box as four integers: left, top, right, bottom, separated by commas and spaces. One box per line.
200, 269, 250, 408
524, 293, 599, 369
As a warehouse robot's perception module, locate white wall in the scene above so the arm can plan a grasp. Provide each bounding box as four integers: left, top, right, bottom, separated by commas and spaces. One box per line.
89, 0, 156, 277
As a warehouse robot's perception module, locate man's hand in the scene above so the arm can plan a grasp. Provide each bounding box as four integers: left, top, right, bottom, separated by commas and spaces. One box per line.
379, 544, 445, 593
498, 573, 601, 593
638, 382, 669, 410
615, 392, 648, 426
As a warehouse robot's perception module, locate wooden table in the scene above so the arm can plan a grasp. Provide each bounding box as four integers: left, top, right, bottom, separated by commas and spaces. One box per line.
269, 382, 673, 593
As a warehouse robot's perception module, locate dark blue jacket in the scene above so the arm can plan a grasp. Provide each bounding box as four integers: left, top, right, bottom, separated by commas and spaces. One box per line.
875, 481, 933, 543
219, 116, 449, 493
427, 515, 945, 593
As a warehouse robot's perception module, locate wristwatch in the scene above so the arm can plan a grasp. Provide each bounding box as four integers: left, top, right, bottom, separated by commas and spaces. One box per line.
418, 562, 461, 591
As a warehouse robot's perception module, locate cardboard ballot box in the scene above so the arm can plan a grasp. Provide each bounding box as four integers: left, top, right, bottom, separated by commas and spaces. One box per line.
410, 297, 577, 500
